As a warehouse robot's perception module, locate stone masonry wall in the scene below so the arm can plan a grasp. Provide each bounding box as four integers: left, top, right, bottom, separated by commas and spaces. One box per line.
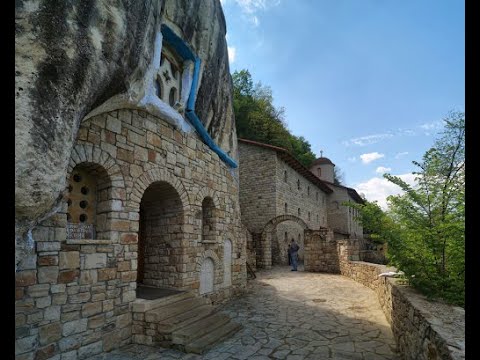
304, 229, 340, 273
337, 244, 464, 360
275, 157, 328, 231
326, 185, 363, 238
274, 222, 306, 265
15, 108, 247, 359
238, 143, 277, 234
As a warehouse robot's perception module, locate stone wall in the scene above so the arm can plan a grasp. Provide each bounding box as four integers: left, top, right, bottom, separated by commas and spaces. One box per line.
326, 185, 363, 238
15, 108, 247, 359
336, 244, 465, 360
303, 229, 340, 273
275, 157, 329, 230
274, 222, 306, 264
238, 143, 277, 234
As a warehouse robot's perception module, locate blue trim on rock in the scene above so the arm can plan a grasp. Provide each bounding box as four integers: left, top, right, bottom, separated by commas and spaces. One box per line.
161, 25, 238, 168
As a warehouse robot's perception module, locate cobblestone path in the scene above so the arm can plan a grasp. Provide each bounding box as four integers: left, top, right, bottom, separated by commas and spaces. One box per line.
91, 266, 399, 360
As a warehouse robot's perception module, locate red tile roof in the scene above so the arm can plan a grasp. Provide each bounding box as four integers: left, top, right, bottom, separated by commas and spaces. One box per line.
311, 157, 335, 166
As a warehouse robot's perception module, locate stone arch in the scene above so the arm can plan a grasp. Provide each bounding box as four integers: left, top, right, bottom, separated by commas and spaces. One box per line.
193, 188, 222, 243
193, 187, 221, 208
259, 215, 310, 269
66, 144, 126, 240
67, 143, 126, 194
126, 167, 190, 214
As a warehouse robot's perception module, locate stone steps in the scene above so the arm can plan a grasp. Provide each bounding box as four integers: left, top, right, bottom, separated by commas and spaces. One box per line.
172, 312, 231, 345
140, 291, 242, 354
184, 320, 243, 354
157, 304, 214, 334
145, 296, 209, 323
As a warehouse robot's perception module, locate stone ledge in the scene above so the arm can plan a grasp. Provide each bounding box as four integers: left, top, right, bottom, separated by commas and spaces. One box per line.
341, 260, 465, 360
66, 239, 111, 245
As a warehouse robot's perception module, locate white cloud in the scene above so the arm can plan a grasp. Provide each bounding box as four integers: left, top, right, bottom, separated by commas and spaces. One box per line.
394, 151, 409, 159
342, 133, 393, 147
360, 152, 385, 164
230, 0, 281, 26
227, 46, 236, 63
375, 166, 391, 174
355, 173, 417, 210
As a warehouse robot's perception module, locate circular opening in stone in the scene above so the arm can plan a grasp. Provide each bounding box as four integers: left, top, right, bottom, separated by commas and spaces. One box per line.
81, 186, 89, 195
169, 87, 177, 107
79, 214, 88, 223
73, 174, 82, 182
79, 200, 88, 209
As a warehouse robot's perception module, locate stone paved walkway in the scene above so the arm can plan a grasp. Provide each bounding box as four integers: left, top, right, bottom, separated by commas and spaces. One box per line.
91, 266, 399, 360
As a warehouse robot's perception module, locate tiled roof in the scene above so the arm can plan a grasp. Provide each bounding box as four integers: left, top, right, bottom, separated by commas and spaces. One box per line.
321, 180, 365, 204
311, 157, 335, 166
238, 138, 333, 194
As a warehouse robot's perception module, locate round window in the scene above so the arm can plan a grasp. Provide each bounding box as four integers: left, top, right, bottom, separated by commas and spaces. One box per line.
81, 186, 89, 195
79, 214, 88, 223
73, 174, 82, 182
79, 200, 88, 209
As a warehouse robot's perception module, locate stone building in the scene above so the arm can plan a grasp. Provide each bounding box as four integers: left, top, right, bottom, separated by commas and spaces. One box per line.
238, 139, 364, 269
15, 1, 246, 358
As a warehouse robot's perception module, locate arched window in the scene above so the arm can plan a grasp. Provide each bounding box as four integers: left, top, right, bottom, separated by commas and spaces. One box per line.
308, 212, 311, 221
298, 208, 301, 217
66, 164, 112, 240
202, 197, 216, 242
316, 192, 319, 201
297, 179, 300, 190
284, 232, 288, 242
307, 186, 310, 195
298, 233, 301, 242
285, 203, 288, 214
317, 214, 319, 223
317, 168, 322, 177
284, 170, 288, 182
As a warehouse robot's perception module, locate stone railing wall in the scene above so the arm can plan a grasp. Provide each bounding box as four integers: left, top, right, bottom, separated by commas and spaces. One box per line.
337, 242, 465, 360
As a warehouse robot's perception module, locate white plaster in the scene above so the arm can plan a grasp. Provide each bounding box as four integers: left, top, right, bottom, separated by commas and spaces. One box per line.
83, 30, 193, 134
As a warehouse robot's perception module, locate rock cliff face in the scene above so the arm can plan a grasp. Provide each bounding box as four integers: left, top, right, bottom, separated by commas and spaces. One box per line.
15, 0, 237, 265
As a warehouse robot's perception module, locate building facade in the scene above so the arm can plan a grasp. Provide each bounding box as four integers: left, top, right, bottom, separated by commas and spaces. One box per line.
239, 139, 364, 269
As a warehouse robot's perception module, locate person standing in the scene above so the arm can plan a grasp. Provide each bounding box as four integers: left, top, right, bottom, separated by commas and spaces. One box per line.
289, 238, 299, 271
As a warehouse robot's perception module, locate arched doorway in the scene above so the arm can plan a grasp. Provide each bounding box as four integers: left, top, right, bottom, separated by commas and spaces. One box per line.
137, 181, 184, 288
258, 215, 309, 269
274, 221, 306, 265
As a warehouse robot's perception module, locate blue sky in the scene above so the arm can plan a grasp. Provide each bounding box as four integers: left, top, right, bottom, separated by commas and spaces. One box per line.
220, 0, 464, 208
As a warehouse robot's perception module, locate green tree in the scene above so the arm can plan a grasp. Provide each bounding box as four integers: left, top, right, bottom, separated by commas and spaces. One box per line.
232, 69, 317, 167
333, 166, 345, 185
385, 111, 465, 306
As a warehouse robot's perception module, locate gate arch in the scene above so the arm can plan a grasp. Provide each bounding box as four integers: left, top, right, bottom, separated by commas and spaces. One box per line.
259, 215, 309, 269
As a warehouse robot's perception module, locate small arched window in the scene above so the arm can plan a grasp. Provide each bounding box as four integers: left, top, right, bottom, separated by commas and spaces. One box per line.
316, 192, 319, 201
297, 179, 300, 190
308, 211, 311, 221
317, 168, 322, 177
284, 170, 288, 182
307, 186, 310, 195
285, 203, 288, 214
298, 208, 301, 217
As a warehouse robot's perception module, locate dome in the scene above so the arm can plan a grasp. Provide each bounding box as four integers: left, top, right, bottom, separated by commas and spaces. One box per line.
311, 157, 335, 166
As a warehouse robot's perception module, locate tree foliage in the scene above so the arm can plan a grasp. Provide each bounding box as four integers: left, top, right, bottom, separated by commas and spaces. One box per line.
232, 69, 316, 167
346, 111, 465, 307
384, 111, 465, 306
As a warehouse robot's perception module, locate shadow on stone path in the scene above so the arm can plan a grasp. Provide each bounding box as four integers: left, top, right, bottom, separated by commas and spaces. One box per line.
90, 266, 399, 360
